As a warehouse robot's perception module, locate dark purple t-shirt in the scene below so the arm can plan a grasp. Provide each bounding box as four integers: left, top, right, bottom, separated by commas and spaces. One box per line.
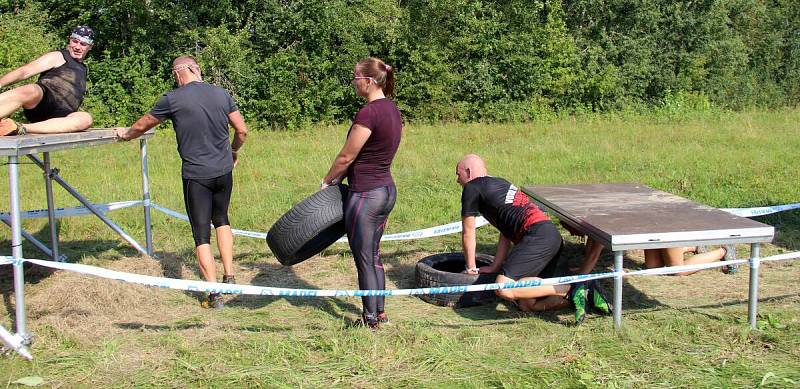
346, 98, 402, 192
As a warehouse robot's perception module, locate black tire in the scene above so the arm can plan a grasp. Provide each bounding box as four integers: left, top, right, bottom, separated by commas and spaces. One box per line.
267, 184, 348, 266
415, 252, 499, 308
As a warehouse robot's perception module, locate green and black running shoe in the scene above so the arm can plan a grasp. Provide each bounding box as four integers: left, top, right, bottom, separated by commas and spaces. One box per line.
569, 282, 588, 324
588, 280, 612, 315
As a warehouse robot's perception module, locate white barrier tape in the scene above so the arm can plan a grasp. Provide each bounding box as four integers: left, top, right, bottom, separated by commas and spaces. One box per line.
721, 202, 800, 217
151, 204, 268, 239
0, 200, 142, 221
7, 251, 798, 297
228, 229, 268, 239
151, 203, 188, 221
625, 259, 749, 277
151, 201, 800, 244
11, 256, 610, 297
761, 251, 800, 262
335, 217, 491, 243
152, 203, 488, 242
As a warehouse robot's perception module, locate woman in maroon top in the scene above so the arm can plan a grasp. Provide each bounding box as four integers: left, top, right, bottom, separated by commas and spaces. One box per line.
321, 57, 402, 329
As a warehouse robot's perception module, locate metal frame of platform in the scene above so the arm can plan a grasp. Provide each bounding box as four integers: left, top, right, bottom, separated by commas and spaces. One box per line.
523, 183, 775, 332
1, 129, 155, 358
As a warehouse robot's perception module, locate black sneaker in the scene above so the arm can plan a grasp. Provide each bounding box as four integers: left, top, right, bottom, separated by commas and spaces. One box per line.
353, 313, 379, 330
588, 280, 612, 315
202, 292, 224, 309
568, 282, 588, 324
222, 274, 236, 284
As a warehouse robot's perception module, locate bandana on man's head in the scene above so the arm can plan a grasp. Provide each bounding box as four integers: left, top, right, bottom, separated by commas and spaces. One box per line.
70, 25, 94, 45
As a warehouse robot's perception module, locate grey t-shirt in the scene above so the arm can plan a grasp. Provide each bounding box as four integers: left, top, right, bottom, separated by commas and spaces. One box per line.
150, 81, 238, 179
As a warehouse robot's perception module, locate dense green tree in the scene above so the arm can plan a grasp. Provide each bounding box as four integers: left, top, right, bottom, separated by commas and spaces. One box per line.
0, 0, 796, 129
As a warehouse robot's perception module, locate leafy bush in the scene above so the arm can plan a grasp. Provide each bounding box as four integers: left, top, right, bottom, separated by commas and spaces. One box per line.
1, 0, 797, 129
0, 4, 57, 80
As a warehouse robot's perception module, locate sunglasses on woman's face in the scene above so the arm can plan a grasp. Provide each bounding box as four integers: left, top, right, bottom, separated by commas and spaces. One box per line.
352, 76, 374, 84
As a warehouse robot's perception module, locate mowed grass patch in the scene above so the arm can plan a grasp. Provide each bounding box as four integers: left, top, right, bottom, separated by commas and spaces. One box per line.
0, 108, 798, 387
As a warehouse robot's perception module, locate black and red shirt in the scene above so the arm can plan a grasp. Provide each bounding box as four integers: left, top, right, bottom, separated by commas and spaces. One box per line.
461, 176, 550, 243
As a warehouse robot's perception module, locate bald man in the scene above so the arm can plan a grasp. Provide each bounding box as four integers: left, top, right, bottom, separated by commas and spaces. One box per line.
115, 55, 248, 309
456, 154, 610, 323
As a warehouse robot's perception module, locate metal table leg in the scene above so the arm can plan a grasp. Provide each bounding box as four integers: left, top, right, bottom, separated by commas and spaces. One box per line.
140, 139, 153, 256
0, 323, 31, 360
1, 218, 56, 259
43, 153, 60, 262
8, 156, 29, 342
748, 243, 761, 329
613, 250, 624, 332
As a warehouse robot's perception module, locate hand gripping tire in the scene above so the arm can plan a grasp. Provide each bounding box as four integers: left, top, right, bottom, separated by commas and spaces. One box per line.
267, 184, 348, 266
415, 252, 499, 308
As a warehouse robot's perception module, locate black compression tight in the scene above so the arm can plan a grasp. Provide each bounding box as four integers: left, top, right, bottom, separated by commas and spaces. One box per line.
182, 173, 233, 246
344, 185, 397, 322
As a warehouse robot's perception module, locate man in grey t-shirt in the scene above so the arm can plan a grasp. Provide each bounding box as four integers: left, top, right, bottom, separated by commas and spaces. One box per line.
115, 56, 248, 309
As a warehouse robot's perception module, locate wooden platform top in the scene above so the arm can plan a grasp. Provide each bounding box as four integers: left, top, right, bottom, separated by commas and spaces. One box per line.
523, 183, 774, 250
0, 129, 155, 157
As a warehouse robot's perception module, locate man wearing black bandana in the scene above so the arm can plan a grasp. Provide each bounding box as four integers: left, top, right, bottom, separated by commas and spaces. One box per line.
0, 25, 94, 136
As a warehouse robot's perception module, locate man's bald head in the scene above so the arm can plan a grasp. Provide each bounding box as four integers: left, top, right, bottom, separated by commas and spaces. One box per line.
172, 56, 202, 85
173, 55, 199, 69
456, 154, 488, 186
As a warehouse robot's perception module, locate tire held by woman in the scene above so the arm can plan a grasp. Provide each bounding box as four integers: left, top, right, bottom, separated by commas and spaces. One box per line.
267, 184, 348, 266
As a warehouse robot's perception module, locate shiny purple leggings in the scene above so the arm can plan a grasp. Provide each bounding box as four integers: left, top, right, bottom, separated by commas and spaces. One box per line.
344, 185, 397, 322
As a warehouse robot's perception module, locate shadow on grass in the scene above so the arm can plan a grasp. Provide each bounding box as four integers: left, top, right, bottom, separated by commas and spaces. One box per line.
226, 261, 362, 319
388, 240, 667, 325
115, 322, 207, 331
652, 293, 800, 322
755, 209, 800, 251
147, 248, 361, 328
0, 223, 140, 329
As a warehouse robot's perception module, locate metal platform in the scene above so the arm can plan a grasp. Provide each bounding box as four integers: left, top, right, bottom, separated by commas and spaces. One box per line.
522, 183, 774, 331
523, 183, 774, 251
0, 129, 142, 157
2, 128, 155, 352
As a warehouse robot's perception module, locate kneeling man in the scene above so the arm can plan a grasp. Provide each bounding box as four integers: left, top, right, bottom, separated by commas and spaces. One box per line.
456, 154, 610, 323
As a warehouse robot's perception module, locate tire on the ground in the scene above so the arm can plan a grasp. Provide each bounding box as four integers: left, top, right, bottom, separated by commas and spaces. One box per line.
267, 184, 348, 266
415, 252, 499, 308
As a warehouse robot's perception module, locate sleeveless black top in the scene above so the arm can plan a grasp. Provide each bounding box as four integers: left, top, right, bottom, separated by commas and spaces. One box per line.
36, 49, 88, 112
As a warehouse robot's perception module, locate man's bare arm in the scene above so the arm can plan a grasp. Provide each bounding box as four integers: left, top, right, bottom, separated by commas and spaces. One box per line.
114, 114, 161, 141
228, 110, 248, 167
0, 51, 65, 88
462, 216, 478, 273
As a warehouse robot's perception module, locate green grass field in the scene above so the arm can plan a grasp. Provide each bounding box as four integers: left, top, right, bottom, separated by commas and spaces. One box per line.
1, 108, 799, 387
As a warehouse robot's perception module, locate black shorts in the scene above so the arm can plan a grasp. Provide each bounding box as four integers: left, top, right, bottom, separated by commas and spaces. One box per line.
23, 83, 76, 123
502, 221, 564, 280
182, 172, 233, 246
